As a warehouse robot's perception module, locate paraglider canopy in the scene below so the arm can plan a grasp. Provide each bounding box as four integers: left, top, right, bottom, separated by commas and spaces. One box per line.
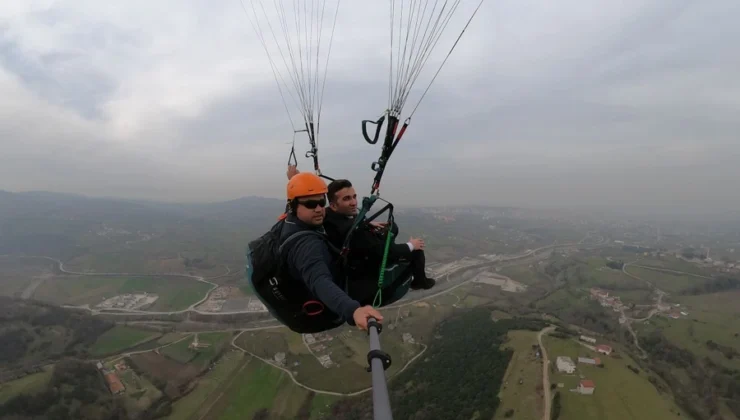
240, 0, 341, 176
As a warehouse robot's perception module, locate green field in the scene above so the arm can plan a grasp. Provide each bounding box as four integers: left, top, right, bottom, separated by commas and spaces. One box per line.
118, 367, 164, 415
612, 289, 655, 305
543, 336, 687, 420
188, 355, 339, 420
498, 264, 551, 286
90, 325, 161, 356
166, 350, 247, 420
493, 330, 542, 420
125, 332, 191, 353
636, 290, 740, 371
160, 332, 232, 367
581, 257, 650, 290
32, 275, 212, 311
236, 325, 422, 394
635, 257, 715, 276
0, 365, 54, 403
160, 336, 198, 363
625, 267, 707, 293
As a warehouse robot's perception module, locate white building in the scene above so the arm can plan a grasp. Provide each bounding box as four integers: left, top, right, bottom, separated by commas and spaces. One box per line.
556, 356, 576, 374
578, 357, 600, 365
580, 335, 596, 344
596, 345, 612, 355
578, 380, 595, 395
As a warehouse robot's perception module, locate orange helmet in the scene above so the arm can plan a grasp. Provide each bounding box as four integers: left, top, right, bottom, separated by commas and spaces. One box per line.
286, 172, 328, 200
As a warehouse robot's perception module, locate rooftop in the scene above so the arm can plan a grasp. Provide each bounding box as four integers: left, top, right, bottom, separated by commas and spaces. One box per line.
104, 372, 125, 394
580, 379, 595, 388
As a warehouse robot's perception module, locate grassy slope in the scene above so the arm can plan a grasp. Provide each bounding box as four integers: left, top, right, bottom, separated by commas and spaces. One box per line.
166, 351, 247, 420
90, 325, 161, 356
636, 290, 740, 371
0, 365, 54, 404
544, 335, 687, 420
493, 330, 542, 420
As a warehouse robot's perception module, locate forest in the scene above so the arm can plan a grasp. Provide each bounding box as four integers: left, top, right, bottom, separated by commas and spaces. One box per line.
329, 307, 547, 420
640, 330, 740, 419
680, 276, 740, 295
0, 359, 128, 420
0, 298, 113, 377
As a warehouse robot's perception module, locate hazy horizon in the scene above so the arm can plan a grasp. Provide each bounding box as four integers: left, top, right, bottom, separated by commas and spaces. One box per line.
2, 1, 739, 212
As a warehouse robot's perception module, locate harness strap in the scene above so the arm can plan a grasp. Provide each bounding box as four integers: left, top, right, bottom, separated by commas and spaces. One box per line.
370, 116, 410, 195
373, 219, 395, 308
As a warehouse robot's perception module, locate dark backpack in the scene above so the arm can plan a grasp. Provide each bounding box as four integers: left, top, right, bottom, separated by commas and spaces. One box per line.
245, 219, 346, 334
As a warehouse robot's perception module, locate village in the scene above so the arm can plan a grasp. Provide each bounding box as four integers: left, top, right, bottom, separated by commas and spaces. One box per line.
589, 287, 690, 322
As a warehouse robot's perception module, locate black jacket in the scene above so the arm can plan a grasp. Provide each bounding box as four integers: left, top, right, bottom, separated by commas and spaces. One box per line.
279, 214, 361, 324
323, 208, 411, 263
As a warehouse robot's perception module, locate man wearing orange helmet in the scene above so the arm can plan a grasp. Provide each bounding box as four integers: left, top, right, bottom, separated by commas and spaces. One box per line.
286, 165, 436, 292
280, 172, 384, 331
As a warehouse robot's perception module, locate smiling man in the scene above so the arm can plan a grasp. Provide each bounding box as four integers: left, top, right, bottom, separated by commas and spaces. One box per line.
323, 178, 436, 291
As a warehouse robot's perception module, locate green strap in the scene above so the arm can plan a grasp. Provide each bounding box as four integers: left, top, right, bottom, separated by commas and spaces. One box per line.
372, 228, 394, 308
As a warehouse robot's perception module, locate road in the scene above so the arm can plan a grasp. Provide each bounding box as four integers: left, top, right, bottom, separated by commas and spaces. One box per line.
230, 329, 429, 397
16, 255, 248, 316
618, 259, 708, 359
14, 237, 596, 320
538, 325, 556, 420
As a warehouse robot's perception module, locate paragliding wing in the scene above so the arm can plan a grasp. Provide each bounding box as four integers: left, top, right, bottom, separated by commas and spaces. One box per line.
363, 0, 486, 195
240, 0, 342, 175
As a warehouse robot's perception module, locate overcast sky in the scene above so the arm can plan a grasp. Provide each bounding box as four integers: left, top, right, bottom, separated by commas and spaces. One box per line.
1, 1, 739, 211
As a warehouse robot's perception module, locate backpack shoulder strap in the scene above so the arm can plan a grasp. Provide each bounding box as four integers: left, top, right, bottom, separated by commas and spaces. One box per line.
278, 229, 342, 262
278, 230, 323, 255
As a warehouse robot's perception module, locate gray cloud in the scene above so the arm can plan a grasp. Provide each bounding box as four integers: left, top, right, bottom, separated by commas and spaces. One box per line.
1, 0, 739, 213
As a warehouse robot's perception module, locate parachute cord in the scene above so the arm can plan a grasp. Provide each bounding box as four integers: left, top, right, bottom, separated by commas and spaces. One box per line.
373, 227, 395, 308
407, 0, 486, 119
316, 0, 342, 145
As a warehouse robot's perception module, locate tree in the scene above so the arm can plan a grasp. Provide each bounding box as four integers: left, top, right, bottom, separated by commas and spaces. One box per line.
551, 392, 561, 420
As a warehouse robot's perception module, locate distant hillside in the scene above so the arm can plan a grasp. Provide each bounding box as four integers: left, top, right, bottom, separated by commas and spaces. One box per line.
0, 190, 285, 258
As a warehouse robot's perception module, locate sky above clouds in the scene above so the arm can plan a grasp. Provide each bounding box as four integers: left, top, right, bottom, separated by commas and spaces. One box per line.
1, 0, 739, 212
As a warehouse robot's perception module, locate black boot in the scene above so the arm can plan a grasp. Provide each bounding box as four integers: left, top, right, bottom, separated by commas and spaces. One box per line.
411, 276, 436, 290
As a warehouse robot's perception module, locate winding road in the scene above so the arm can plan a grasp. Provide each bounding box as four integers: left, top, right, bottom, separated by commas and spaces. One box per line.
538, 325, 556, 420
618, 258, 711, 359
9, 237, 598, 319
230, 329, 429, 397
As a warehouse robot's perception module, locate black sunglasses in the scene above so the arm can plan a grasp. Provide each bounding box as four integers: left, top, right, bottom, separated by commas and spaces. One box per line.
298, 198, 327, 209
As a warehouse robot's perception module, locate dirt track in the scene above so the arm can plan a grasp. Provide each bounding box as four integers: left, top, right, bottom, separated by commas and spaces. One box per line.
538, 325, 556, 420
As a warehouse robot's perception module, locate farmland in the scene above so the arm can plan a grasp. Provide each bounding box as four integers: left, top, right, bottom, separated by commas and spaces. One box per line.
0, 365, 53, 404
234, 324, 423, 394
175, 352, 339, 420
90, 325, 161, 356
543, 335, 687, 420
626, 266, 708, 293
160, 332, 233, 368
31, 275, 212, 311
166, 351, 247, 420
493, 330, 542, 420
636, 290, 740, 371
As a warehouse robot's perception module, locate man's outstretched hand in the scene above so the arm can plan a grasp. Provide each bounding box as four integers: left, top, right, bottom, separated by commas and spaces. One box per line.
353, 305, 384, 331
409, 236, 425, 251
287, 165, 300, 180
